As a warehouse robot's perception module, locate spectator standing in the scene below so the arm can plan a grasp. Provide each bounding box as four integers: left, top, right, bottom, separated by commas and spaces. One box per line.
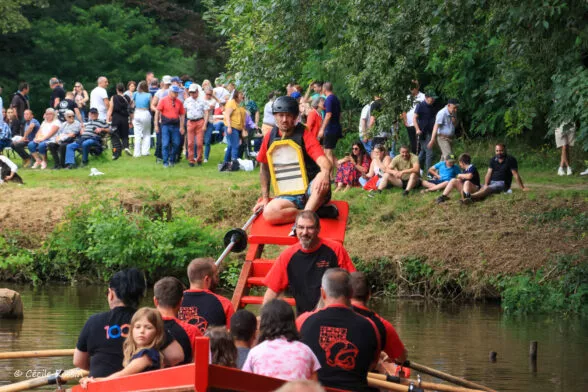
152, 76, 171, 164
369, 97, 389, 147
28, 108, 61, 169
470, 143, 528, 202
90, 76, 110, 121
49, 110, 81, 169
428, 99, 459, 160
64, 108, 110, 168
261, 91, 278, 136
555, 122, 575, 175
124, 81, 136, 104
304, 81, 324, 103
306, 97, 324, 140
184, 84, 209, 166
223, 90, 246, 168
318, 82, 342, 166
132, 81, 152, 157
72, 82, 89, 120
202, 88, 217, 162
213, 79, 230, 103
57, 91, 83, 123
107, 83, 132, 159
242, 299, 321, 381
11, 109, 39, 166
296, 269, 380, 392
49, 77, 66, 108
154, 84, 184, 168
10, 82, 30, 133
358, 100, 372, 153
413, 90, 438, 173
402, 80, 425, 154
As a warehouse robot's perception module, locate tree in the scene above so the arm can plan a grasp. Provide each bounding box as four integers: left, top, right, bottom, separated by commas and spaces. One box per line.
0, 0, 47, 34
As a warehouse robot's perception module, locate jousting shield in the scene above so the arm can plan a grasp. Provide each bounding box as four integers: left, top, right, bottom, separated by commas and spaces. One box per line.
267, 139, 308, 196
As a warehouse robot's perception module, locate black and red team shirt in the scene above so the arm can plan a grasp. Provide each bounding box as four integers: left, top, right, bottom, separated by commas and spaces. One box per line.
162, 316, 202, 364
263, 238, 356, 314
352, 303, 406, 362
297, 304, 381, 392
76, 306, 173, 377
178, 289, 235, 334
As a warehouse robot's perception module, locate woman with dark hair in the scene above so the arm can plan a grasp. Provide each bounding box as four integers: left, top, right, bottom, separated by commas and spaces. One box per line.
242, 299, 320, 381
107, 83, 132, 159
334, 141, 371, 192
206, 326, 238, 368
73, 268, 184, 377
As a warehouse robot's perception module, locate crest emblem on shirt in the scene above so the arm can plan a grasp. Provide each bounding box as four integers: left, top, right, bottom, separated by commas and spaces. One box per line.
319, 326, 359, 370
178, 306, 208, 334
316, 260, 330, 268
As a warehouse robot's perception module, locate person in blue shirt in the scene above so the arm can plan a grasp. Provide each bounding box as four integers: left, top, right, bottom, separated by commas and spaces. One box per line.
436, 153, 481, 204
421, 154, 461, 193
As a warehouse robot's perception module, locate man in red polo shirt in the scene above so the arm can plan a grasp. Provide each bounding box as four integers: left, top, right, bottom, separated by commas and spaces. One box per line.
154, 85, 185, 167
178, 258, 234, 334
296, 268, 381, 392
252, 96, 336, 225
154, 277, 202, 364
263, 211, 355, 315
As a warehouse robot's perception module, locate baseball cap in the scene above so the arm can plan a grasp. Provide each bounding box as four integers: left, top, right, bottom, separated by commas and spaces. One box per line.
162, 75, 172, 85
184, 81, 193, 89
170, 85, 183, 93
425, 89, 438, 99
447, 98, 460, 105
89, 108, 99, 114
446, 154, 456, 162
171, 76, 182, 84
189, 84, 199, 93
290, 91, 302, 99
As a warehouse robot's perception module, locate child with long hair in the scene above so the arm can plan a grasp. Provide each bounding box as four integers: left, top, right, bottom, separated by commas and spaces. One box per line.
206, 326, 238, 368
242, 299, 320, 381
80, 308, 166, 388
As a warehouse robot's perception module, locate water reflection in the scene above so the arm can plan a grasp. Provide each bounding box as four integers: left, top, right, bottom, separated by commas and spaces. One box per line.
0, 284, 587, 391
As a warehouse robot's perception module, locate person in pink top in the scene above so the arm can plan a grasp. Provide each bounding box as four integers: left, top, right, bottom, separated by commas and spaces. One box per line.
242, 299, 320, 381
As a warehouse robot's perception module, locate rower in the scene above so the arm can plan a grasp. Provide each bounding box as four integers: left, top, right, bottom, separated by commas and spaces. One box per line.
296, 268, 381, 392
153, 277, 202, 364
178, 258, 235, 333
350, 272, 408, 365
262, 211, 355, 315
252, 95, 338, 226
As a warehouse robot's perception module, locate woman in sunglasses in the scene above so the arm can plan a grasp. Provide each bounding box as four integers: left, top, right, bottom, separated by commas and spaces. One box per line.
334, 141, 371, 192
72, 82, 89, 121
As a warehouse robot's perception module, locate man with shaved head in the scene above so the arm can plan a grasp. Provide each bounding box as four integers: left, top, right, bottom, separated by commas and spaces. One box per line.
90, 76, 110, 121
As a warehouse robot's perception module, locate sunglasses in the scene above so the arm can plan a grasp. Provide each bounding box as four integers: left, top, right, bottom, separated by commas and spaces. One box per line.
66, 116, 74, 118
352, 147, 359, 150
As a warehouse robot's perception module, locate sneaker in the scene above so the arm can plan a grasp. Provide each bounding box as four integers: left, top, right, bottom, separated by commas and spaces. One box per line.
32, 161, 41, 169
204, 159, 208, 163
40, 161, 47, 170
558, 167, 565, 176
156, 158, 162, 164
436, 195, 449, 204
163, 163, 169, 168
316, 204, 339, 219
581, 168, 588, 176
124, 148, 132, 156
462, 197, 473, 205
402, 190, 409, 197
567, 167, 573, 176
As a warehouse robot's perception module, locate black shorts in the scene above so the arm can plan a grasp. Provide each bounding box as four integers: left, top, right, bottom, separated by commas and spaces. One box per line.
402, 178, 422, 189
322, 132, 340, 150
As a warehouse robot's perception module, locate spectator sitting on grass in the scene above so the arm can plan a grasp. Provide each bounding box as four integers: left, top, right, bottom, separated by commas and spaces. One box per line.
335, 141, 371, 192
230, 309, 258, 369
358, 144, 391, 189
436, 153, 481, 204
469, 143, 528, 203
421, 154, 461, 194
377, 145, 421, 196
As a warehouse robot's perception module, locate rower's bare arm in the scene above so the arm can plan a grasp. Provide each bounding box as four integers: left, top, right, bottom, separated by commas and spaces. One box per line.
104, 355, 152, 379
162, 340, 184, 367
73, 348, 90, 370
263, 287, 279, 305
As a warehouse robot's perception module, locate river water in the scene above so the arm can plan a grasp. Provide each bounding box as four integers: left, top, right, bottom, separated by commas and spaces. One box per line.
0, 284, 587, 391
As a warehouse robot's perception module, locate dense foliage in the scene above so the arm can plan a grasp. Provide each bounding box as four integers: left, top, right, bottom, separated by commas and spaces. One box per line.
207, 0, 588, 148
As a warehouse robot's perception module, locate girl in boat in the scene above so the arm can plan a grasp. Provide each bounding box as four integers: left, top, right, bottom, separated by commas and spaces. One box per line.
242, 299, 321, 381
80, 307, 166, 388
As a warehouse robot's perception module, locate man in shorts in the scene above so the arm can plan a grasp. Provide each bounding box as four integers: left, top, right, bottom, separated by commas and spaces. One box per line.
555, 122, 575, 176
377, 145, 421, 196
253, 96, 335, 225
470, 143, 528, 202
317, 82, 341, 166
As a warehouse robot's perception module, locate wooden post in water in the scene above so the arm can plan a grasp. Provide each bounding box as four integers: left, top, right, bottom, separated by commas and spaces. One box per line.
529, 341, 538, 372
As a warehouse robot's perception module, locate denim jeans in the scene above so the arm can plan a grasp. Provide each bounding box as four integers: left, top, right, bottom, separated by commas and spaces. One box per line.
418, 134, 433, 173
65, 138, 101, 165
204, 122, 214, 160
223, 128, 241, 163
161, 124, 180, 165
28, 140, 49, 155
361, 139, 373, 154
213, 122, 226, 143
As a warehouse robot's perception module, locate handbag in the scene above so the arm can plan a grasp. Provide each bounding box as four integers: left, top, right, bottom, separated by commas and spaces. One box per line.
363, 175, 380, 191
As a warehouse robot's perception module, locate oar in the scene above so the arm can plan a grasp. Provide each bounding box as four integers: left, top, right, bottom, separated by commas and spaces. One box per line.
0, 349, 74, 360
215, 207, 263, 266
367, 376, 427, 392
0, 368, 88, 392
405, 361, 497, 392
368, 373, 484, 392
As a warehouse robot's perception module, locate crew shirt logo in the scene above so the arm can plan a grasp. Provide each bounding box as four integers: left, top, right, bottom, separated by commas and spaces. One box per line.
319, 326, 359, 370
178, 306, 208, 333
316, 260, 330, 268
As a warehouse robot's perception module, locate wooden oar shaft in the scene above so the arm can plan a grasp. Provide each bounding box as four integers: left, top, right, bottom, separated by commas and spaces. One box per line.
368, 373, 484, 392
408, 361, 496, 392
0, 368, 88, 392
367, 377, 420, 392
0, 349, 75, 359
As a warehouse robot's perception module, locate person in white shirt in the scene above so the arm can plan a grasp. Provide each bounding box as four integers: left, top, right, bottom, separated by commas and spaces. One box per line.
402, 80, 425, 154
0, 154, 23, 184
428, 99, 459, 161
359, 102, 372, 154
183, 85, 209, 166
90, 77, 110, 121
